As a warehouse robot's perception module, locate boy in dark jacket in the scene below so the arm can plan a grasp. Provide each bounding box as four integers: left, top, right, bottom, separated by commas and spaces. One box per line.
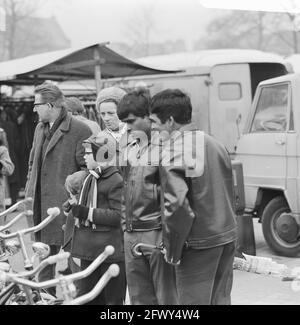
64, 136, 126, 305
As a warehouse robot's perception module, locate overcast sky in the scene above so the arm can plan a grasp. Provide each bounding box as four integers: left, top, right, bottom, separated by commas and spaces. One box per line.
200, 0, 300, 13
38, 0, 300, 49
38, 0, 222, 49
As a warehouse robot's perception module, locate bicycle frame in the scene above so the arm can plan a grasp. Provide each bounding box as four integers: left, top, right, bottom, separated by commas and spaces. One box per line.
0, 210, 33, 233
64, 264, 120, 305
0, 246, 117, 305
0, 207, 60, 305
0, 252, 70, 305
0, 207, 60, 270
0, 198, 33, 219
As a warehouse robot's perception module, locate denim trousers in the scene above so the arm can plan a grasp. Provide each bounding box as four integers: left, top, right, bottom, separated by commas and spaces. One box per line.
124, 230, 178, 305
175, 241, 236, 305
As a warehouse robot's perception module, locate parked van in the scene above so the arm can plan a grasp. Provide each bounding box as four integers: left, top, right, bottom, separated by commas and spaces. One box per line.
235, 73, 300, 257
104, 49, 288, 153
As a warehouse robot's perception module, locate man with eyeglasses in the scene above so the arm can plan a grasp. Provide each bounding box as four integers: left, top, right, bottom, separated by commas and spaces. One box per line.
25, 82, 92, 294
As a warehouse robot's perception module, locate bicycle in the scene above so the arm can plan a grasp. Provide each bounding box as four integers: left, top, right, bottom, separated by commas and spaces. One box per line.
0, 245, 119, 305
0, 207, 60, 304
0, 197, 33, 263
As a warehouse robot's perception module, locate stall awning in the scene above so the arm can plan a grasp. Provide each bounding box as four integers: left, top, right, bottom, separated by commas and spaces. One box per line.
0, 43, 179, 86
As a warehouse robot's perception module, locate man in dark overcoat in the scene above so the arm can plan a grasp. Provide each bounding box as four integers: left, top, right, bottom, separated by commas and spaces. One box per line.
25, 82, 92, 287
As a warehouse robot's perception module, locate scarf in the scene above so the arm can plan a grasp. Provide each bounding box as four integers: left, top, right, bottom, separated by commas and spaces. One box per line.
43, 106, 68, 140
106, 122, 127, 142
77, 168, 101, 228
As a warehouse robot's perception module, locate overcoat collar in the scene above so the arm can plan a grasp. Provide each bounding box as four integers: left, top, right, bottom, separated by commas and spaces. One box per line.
43, 113, 72, 161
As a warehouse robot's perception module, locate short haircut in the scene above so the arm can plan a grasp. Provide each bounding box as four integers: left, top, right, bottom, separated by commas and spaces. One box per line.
35, 82, 65, 107
65, 97, 85, 115
150, 89, 192, 124
118, 89, 150, 120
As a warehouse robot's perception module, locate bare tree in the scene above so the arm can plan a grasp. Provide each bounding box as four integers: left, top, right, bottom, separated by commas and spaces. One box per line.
0, 0, 44, 59
199, 10, 276, 51
124, 0, 157, 57
198, 7, 300, 55
278, 0, 300, 53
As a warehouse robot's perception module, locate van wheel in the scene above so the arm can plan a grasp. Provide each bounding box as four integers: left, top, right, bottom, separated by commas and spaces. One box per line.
262, 196, 300, 257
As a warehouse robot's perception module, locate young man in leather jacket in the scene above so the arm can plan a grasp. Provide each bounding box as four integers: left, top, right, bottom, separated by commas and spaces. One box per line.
149, 89, 237, 305
117, 90, 178, 305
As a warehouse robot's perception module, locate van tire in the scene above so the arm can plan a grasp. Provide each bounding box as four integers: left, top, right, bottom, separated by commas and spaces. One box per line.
262, 196, 300, 257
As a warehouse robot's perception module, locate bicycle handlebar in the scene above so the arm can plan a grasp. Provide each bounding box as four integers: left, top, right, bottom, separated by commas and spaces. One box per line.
0, 198, 33, 219
0, 207, 60, 240
0, 245, 115, 289
0, 210, 33, 233
11, 252, 71, 278
64, 264, 120, 305
47, 252, 70, 266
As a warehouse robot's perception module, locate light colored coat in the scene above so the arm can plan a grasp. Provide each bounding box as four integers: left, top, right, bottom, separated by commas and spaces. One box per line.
25, 113, 92, 245
0, 146, 14, 213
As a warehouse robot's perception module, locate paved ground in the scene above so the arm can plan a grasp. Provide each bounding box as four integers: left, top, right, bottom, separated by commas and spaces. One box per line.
232, 219, 300, 305
3, 209, 300, 305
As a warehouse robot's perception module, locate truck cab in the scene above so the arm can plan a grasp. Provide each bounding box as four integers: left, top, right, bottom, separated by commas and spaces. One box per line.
235, 73, 300, 257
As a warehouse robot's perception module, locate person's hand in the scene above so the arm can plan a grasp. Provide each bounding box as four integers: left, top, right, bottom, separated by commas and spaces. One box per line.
163, 254, 181, 266
62, 199, 72, 215
159, 243, 181, 266
71, 205, 89, 222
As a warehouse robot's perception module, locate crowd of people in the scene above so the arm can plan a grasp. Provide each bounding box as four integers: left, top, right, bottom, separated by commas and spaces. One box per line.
3, 81, 238, 305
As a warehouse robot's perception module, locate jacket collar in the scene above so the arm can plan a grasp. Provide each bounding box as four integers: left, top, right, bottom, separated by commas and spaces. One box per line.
59, 112, 72, 132
179, 123, 198, 132
169, 123, 198, 142
43, 113, 72, 161
100, 166, 119, 179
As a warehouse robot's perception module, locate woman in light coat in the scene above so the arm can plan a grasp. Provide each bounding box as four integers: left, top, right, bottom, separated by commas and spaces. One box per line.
0, 128, 15, 220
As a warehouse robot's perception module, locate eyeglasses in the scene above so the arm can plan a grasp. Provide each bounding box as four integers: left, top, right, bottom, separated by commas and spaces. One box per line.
33, 102, 52, 108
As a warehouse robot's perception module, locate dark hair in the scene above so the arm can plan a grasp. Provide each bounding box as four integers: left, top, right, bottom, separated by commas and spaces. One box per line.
117, 89, 150, 120
35, 82, 65, 107
150, 89, 192, 124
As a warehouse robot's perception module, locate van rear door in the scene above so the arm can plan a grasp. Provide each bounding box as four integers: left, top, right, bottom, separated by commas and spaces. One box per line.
209, 64, 252, 153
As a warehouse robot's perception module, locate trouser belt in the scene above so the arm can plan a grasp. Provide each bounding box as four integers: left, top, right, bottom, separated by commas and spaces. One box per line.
126, 220, 162, 232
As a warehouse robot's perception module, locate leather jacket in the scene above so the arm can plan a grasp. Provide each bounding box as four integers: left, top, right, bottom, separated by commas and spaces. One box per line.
160, 124, 237, 263
122, 141, 162, 232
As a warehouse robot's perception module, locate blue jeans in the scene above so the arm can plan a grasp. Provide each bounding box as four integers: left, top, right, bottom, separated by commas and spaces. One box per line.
175, 241, 236, 305
124, 230, 178, 305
